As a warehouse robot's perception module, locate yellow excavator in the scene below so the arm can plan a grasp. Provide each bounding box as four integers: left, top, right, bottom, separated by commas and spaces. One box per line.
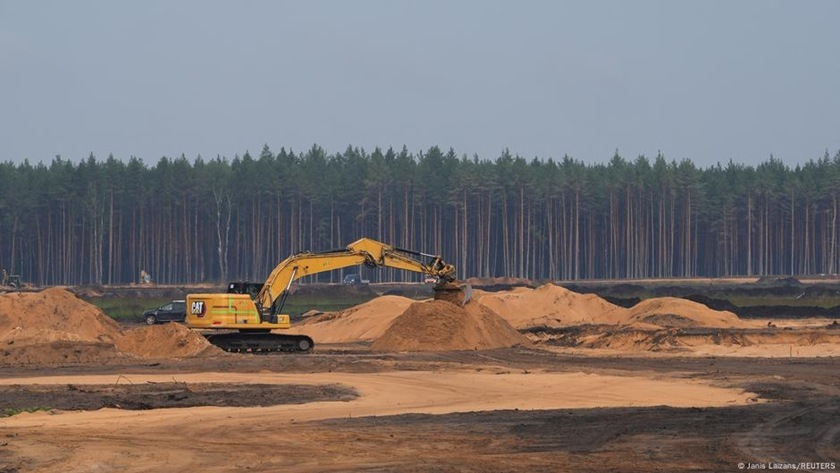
185, 238, 467, 352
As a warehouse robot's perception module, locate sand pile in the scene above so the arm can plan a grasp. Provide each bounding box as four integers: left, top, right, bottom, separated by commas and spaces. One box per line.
371, 300, 528, 352
474, 283, 751, 330
290, 284, 752, 350
624, 297, 749, 329
117, 323, 219, 358
474, 283, 626, 329
0, 287, 124, 346
289, 295, 417, 343
0, 288, 220, 365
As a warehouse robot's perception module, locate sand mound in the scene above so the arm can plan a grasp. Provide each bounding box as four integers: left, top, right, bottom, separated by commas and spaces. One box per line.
117, 323, 221, 358
475, 284, 749, 330
624, 297, 748, 329
371, 300, 528, 352
0, 288, 221, 365
289, 295, 417, 343
0, 287, 125, 346
475, 283, 626, 329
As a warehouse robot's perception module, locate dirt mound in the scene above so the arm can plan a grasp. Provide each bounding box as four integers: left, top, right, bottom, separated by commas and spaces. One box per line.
0, 288, 220, 365
475, 284, 749, 330
117, 323, 221, 358
289, 295, 417, 343
371, 300, 528, 352
0, 287, 125, 346
0, 288, 128, 365
475, 283, 626, 329
625, 297, 748, 329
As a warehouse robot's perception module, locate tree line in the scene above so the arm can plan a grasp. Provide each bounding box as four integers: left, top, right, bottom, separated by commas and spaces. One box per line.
2, 145, 839, 286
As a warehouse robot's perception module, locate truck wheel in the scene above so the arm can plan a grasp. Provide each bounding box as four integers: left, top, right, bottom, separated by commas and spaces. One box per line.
145, 314, 157, 325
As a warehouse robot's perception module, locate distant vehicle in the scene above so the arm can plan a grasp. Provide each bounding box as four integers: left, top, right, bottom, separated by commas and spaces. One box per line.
1, 269, 21, 289
3, 275, 22, 289
343, 274, 370, 285
143, 300, 186, 325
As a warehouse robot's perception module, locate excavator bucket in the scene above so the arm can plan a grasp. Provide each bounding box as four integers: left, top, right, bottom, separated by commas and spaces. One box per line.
433, 282, 472, 306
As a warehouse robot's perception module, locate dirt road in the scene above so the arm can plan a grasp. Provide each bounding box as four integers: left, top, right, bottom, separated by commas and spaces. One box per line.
1, 348, 837, 472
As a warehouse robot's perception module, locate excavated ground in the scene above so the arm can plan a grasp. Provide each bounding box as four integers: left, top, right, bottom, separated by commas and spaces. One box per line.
0, 349, 838, 472
1, 284, 838, 472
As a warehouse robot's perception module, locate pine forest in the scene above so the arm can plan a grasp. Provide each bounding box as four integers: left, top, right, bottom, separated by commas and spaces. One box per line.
2, 145, 840, 286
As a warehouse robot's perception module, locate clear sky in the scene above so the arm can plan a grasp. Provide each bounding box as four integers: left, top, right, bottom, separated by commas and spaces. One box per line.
1, 0, 838, 167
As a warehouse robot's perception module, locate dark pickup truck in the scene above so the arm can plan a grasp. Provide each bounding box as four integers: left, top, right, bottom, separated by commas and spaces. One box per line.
143, 300, 186, 325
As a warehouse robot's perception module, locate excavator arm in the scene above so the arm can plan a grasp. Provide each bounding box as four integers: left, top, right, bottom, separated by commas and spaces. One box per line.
257, 238, 456, 319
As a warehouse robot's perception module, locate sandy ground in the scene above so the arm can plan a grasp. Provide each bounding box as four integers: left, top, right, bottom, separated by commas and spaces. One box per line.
0, 370, 758, 425
1, 286, 838, 472
1, 349, 837, 473
543, 343, 840, 358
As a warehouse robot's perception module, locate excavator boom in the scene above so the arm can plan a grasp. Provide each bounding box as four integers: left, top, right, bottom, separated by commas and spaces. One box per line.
257, 238, 455, 318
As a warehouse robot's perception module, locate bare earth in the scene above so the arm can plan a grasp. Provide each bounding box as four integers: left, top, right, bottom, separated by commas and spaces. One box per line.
0, 349, 838, 473
0, 286, 838, 472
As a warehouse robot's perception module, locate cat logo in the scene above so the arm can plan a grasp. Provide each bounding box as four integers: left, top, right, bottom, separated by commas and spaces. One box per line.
190, 300, 206, 317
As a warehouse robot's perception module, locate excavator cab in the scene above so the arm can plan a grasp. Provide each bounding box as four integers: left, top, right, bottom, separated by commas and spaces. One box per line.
227, 281, 264, 299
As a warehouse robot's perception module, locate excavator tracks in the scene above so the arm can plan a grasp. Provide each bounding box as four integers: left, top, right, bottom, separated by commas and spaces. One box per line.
204, 332, 314, 353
